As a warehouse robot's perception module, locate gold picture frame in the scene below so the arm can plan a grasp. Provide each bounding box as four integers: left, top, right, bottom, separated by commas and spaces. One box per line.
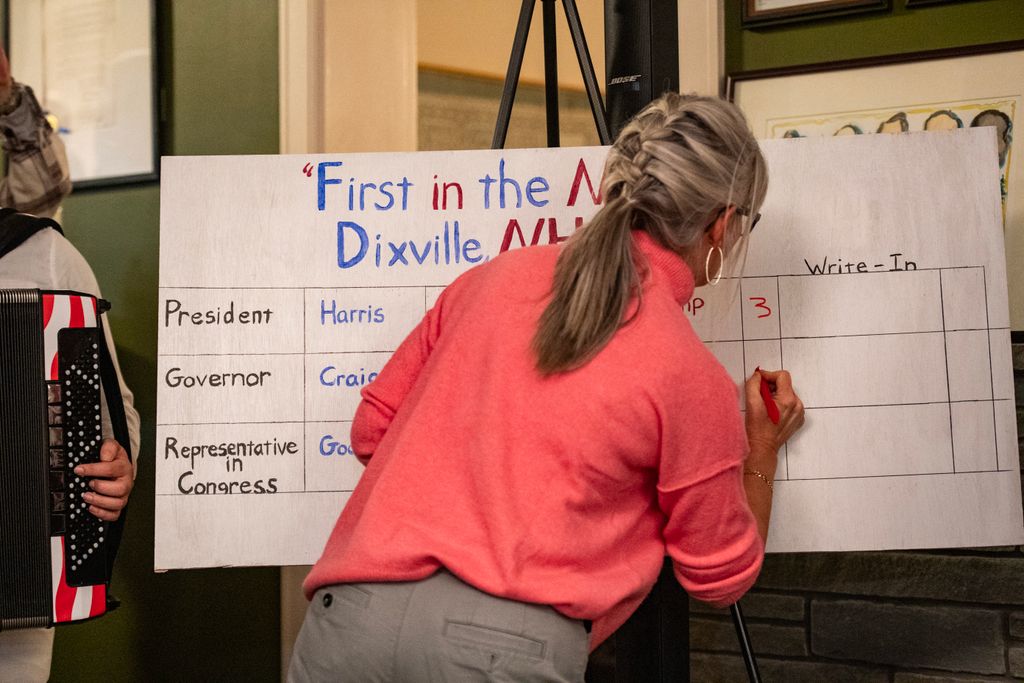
742, 0, 891, 27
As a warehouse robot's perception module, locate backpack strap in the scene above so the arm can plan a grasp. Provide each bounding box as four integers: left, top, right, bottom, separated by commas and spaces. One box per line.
0, 207, 64, 259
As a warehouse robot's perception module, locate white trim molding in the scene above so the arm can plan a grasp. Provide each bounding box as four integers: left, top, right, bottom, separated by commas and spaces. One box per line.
279, 0, 325, 154
678, 0, 725, 97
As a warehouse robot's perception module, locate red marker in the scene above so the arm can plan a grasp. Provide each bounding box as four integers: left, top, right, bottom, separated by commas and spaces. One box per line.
756, 367, 780, 425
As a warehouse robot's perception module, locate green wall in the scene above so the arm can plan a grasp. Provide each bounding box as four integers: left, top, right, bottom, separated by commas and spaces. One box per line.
47, 2, 282, 680
726, 0, 1024, 74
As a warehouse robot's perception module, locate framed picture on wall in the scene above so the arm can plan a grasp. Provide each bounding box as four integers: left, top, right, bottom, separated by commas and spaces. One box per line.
905, 0, 985, 6
742, 0, 891, 27
6, 0, 159, 189
727, 40, 1024, 331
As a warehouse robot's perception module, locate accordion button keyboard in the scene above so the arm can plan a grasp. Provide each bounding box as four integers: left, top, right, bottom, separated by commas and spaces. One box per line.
56, 328, 108, 587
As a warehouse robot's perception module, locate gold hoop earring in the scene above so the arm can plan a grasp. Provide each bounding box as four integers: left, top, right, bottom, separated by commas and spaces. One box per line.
705, 246, 724, 286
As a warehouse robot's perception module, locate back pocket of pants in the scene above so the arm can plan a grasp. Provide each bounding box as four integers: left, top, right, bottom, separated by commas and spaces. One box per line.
443, 621, 546, 659
314, 584, 373, 629
333, 584, 372, 609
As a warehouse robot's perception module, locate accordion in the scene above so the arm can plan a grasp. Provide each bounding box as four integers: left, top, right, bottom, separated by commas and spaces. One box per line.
1, 289, 127, 630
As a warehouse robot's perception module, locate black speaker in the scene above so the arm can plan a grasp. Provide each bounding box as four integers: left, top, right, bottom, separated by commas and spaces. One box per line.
604, 0, 679, 138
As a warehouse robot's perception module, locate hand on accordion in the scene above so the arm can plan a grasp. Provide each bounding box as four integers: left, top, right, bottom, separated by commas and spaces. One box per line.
75, 438, 133, 522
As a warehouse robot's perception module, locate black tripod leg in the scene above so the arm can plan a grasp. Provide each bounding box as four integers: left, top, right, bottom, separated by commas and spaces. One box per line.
542, 0, 560, 147
492, 0, 537, 149
731, 603, 762, 683
560, 0, 611, 145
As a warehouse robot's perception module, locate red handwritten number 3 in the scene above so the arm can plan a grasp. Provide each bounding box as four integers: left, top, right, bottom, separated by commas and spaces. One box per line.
750, 297, 772, 319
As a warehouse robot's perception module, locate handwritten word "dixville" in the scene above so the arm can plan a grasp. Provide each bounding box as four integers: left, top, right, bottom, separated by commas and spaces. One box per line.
337, 221, 483, 269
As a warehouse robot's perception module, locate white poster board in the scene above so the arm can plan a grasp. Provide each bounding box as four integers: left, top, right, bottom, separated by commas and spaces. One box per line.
156, 130, 1023, 569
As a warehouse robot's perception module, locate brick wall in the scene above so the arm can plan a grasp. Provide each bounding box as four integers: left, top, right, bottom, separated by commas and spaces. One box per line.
691, 340, 1024, 681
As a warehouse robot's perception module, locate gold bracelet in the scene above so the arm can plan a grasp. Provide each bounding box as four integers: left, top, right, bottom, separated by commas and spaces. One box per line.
744, 469, 774, 491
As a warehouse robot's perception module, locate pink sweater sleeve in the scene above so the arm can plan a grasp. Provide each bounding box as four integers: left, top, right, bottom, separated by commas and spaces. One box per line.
350, 293, 446, 461
656, 364, 764, 606
658, 466, 763, 606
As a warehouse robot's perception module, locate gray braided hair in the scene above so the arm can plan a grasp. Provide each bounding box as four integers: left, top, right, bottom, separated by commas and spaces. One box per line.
533, 92, 768, 374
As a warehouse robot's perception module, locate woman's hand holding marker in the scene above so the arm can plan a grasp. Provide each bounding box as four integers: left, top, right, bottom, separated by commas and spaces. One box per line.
745, 368, 805, 463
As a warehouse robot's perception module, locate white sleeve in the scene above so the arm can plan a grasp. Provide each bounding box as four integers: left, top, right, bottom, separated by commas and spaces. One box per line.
51, 237, 142, 474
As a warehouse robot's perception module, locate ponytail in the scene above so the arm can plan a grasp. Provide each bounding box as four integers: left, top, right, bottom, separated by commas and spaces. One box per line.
532, 197, 637, 374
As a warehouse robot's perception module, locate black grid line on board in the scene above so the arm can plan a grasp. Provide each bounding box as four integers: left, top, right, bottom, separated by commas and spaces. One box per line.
303, 295, 307, 491
160, 352, 307, 357
775, 275, 783, 344
153, 465, 1021, 495
158, 420, 308, 426
160, 284, 451, 291
157, 489, 356, 497
774, 397, 999, 409
802, 398, 1014, 410
738, 278, 748, 396
776, 274, 788, 480
778, 469, 1016, 484
938, 270, 955, 472
157, 421, 343, 425
703, 326, 1010, 345
158, 265, 990, 292
983, 266, 999, 471
160, 350, 400, 357
736, 399, 1013, 418
159, 264, 991, 290
712, 264, 987, 281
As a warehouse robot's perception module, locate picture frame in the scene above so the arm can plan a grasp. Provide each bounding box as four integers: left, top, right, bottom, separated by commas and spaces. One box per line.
727, 40, 1024, 331
905, 0, 984, 7
741, 0, 891, 27
5, 0, 159, 189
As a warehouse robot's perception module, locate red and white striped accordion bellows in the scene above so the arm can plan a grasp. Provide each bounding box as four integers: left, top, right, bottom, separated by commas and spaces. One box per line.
1, 289, 120, 630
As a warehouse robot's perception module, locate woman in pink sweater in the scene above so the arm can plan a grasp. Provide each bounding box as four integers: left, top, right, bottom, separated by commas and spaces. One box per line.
290, 93, 805, 682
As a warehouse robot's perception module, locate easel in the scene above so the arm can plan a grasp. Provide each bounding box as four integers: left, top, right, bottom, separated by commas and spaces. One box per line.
490, 2, 762, 681
491, 0, 610, 149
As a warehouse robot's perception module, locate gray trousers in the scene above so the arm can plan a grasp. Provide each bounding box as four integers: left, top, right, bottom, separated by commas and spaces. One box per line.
288, 571, 589, 682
